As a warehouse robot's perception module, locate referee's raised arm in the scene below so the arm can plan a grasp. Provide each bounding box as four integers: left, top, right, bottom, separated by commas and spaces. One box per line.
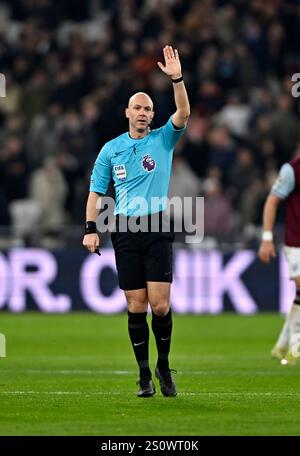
82, 191, 101, 253
157, 45, 190, 128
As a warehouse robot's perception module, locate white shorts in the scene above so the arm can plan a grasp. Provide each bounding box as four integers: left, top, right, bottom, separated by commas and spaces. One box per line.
284, 246, 300, 279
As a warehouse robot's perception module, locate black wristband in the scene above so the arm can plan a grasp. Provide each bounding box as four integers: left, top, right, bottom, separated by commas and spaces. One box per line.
171, 76, 183, 83
85, 221, 96, 234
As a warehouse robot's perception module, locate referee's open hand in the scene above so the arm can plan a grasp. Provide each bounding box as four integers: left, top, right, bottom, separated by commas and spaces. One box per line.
83, 233, 100, 254
157, 45, 182, 79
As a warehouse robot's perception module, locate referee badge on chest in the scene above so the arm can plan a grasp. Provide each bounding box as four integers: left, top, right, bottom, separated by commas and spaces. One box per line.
141, 154, 156, 172
114, 164, 127, 181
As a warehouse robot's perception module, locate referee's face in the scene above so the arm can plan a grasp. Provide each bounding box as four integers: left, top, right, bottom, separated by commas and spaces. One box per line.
126, 93, 154, 136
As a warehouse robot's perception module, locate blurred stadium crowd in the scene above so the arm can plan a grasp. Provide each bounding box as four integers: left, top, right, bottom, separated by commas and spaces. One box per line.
0, 0, 300, 247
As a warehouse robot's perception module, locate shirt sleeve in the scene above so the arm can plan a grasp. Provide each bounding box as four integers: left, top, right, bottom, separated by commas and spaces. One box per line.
271, 163, 295, 199
160, 115, 186, 150
89, 143, 112, 194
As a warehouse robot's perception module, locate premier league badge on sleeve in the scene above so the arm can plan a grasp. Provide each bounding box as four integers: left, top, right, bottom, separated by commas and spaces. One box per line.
114, 164, 127, 181
142, 155, 156, 172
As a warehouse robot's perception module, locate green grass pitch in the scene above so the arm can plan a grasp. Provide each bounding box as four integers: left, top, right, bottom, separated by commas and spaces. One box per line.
0, 313, 300, 436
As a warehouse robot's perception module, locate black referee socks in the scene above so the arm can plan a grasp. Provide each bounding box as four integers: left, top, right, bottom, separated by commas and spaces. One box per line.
128, 311, 151, 380
151, 309, 172, 372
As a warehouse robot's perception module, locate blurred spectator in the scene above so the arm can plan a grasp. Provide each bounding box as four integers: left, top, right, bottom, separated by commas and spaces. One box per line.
27, 102, 63, 167
29, 156, 68, 234
239, 177, 266, 228
169, 154, 201, 201
1, 137, 28, 202
270, 94, 300, 162
0, 113, 24, 147
0, 73, 20, 115
131, 38, 159, 79
203, 177, 234, 238
206, 125, 237, 179
215, 92, 251, 138
20, 70, 52, 126
168, 153, 201, 240
228, 147, 261, 208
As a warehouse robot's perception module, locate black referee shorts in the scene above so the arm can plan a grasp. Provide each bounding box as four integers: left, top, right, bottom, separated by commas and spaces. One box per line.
111, 214, 174, 290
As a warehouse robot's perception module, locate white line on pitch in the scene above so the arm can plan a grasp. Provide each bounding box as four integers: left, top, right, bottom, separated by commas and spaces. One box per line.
1, 391, 300, 397
2, 369, 294, 376
3, 370, 134, 375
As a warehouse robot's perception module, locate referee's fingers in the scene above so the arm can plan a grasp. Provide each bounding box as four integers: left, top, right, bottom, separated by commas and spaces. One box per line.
82, 235, 100, 253
91, 236, 101, 252
85, 243, 94, 252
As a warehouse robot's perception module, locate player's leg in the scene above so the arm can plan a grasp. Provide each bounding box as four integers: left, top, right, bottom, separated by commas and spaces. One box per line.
272, 247, 295, 359
275, 247, 300, 363
147, 281, 172, 369
125, 288, 155, 396
144, 235, 173, 372
147, 281, 177, 396
271, 298, 290, 360
143, 231, 177, 396
111, 231, 155, 396
285, 275, 300, 364
271, 320, 289, 360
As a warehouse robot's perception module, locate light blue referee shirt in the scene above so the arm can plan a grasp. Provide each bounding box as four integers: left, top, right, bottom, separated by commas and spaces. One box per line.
271, 163, 295, 199
90, 116, 186, 216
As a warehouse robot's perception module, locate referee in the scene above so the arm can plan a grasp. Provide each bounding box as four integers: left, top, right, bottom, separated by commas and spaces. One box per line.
83, 45, 190, 397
